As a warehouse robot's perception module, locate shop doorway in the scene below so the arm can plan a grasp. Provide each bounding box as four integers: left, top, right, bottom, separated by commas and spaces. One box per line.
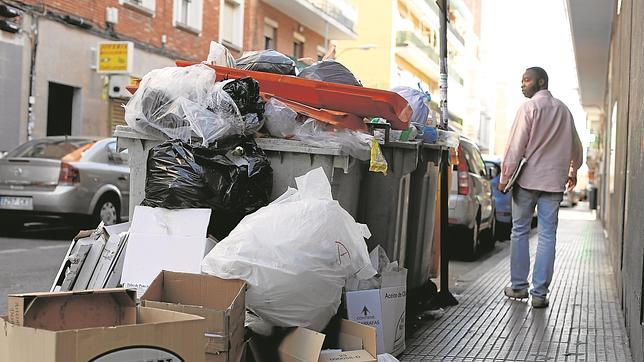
47, 82, 76, 136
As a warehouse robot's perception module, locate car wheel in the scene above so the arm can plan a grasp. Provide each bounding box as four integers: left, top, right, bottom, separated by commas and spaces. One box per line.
461, 218, 479, 261
94, 195, 121, 227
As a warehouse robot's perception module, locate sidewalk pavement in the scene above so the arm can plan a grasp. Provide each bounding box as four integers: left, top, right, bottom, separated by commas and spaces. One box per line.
401, 206, 633, 361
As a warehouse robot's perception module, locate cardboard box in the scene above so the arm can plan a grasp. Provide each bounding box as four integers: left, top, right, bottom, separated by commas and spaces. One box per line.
278, 319, 377, 362
121, 206, 214, 297
141, 271, 246, 362
1, 288, 205, 362
345, 268, 408, 356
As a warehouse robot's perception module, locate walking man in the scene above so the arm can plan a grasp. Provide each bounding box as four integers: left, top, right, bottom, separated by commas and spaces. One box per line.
498, 67, 583, 308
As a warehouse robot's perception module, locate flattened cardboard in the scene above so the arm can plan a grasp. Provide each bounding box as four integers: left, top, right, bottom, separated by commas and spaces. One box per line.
278, 319, 376, 362
0, 306, 205, 362
141, 271, 246, 360
121, 207, 214, 297
7, 288, 136, 329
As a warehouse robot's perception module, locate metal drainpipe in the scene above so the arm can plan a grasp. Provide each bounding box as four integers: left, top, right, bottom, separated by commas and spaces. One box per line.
27, 14, 39, 141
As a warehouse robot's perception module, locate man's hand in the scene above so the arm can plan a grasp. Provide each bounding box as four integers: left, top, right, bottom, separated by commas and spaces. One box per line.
497, 182, 507, 193
566, 176, 577, 192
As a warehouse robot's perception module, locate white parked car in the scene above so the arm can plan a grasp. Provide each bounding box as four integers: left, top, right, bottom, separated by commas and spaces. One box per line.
449, 137, 496, 260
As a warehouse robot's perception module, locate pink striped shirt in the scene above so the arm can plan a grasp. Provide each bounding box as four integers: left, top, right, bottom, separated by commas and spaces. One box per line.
501, 90, 583, 193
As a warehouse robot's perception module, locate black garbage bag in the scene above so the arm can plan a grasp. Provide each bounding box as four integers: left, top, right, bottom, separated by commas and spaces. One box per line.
298, 60, 362, 86
236, 50, 296, 75
222, 77, 265, 117
142, 136, 273, 238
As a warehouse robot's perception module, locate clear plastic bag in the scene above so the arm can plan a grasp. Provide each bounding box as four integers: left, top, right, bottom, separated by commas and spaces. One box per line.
263, 98, 300, 138
124, 65, 245, 146
201, 168, 377, 332
295, 118, 372, 161
206, 41, 236, 67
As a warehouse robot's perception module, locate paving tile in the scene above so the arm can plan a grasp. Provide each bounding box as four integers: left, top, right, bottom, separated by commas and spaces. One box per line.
400, 212, 633, 361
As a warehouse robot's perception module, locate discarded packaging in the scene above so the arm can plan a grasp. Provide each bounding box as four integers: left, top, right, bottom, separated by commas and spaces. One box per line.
2, 289, 205, 362
141, 271, 246, 362
346, 246, 408, 356
142, 137, 273, 238
51, 222, 130, 292
279, 319, 377, 362
206, 41, 236, 67
202, 167, 377, 332
124, 64, 245, 146
221, 77, 265, 134
121, 206, 214, 297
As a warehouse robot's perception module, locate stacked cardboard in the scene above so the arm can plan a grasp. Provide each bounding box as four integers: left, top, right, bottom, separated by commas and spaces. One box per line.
51, 222, 130, 292
141, 271, 246, 362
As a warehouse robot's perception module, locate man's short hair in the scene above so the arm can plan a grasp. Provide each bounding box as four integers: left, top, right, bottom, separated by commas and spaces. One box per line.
527, 67, 549, 88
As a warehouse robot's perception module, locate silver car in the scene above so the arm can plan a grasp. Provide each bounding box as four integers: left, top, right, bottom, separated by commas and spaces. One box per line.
449, 137, 496, 260
0, 137, 129, 231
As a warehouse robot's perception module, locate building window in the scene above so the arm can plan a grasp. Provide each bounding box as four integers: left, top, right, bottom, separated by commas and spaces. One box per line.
293, 32, 305, 59
293, 40, 304, 59
221, 0, 244, 49
264, 20, 277, 50
120, 0, 156, 15
173, 0, 203, 32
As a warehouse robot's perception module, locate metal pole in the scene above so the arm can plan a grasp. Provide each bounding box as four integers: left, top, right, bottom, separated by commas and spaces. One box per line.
433, 0, 458, 307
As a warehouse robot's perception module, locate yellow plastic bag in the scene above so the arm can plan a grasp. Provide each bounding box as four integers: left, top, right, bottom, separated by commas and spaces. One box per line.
369, 138, 388, 175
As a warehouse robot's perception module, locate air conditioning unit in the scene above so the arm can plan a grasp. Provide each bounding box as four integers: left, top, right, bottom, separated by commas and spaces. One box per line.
108, 75, 132, 98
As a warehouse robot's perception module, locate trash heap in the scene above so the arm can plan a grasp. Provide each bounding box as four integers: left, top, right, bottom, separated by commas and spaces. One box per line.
1, 43, 464, 362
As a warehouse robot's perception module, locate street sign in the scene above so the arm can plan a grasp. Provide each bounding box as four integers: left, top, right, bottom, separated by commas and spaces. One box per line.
97, 41, 133, 74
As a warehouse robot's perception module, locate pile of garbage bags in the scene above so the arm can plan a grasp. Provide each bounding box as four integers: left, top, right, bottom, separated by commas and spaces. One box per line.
142, 136, 272, 239
202, 168, 377, 332
124, 65, 265, 147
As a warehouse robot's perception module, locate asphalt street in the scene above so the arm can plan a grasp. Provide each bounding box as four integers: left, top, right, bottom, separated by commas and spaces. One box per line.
0, 222, 79, 314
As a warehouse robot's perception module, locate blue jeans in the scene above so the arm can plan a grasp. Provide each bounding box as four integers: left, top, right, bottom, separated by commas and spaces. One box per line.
510, 186, 563, 297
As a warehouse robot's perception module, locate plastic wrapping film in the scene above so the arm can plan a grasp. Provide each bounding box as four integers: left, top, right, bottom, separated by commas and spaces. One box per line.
124, 65, 245, 146
263, 98, 372, 161
235, 49, 296, 75
142, 136, 273, 239
205, 41, 236, 67
298, 60, 362, 86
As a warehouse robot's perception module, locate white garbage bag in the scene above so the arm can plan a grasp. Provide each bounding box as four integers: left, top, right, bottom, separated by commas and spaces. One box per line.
201, 167, 377, 332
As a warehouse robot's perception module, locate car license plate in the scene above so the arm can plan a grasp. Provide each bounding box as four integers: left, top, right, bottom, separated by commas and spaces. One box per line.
0, 196, 33, 210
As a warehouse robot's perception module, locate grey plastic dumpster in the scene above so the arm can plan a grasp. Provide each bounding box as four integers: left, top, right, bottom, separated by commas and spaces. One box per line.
113, 125, 363, 218
405, 144, 444, 291
358, 141, 421, 266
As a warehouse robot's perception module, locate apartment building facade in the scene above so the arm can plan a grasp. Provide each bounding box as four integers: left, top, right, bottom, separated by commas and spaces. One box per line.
334, 0, 485, 146
0, 0, 356, 151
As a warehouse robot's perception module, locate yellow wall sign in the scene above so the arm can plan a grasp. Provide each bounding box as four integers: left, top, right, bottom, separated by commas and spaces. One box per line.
97, 41, 133, 74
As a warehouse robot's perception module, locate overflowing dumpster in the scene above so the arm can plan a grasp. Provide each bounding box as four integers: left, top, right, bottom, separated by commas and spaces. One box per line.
4, 44, 460, 361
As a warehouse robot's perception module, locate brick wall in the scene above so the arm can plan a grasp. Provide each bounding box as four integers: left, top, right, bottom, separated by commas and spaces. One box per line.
20, 0, 220, 61
243, 1, 326, 59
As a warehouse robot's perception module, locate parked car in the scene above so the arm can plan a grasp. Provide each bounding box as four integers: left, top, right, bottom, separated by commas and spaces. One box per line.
0, 136, 130, 231
483, 155, 513, 241
449, 137, 495, 260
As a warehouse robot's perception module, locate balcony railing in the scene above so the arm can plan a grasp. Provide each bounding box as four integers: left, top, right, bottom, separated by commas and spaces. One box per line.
305, 0, 356, 32
421, 0, 465, 45
396, 31, 439, 64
